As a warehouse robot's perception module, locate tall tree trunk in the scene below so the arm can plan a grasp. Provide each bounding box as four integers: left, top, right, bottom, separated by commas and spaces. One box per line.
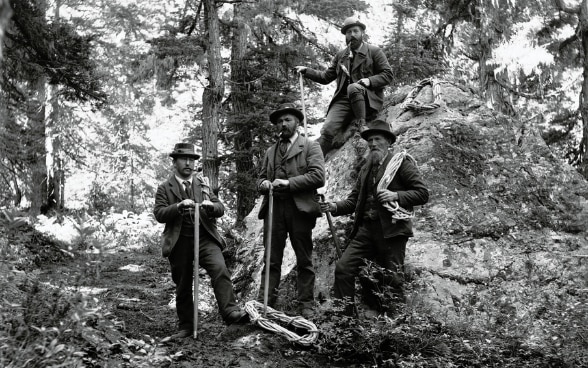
47, 0, 64, 211
555, 0, 588, 178
230, 4, 255, 226
579, 1, 588, 178
201, 0, 223, 191
478, 35, 516, 116
28, 75, 48, 215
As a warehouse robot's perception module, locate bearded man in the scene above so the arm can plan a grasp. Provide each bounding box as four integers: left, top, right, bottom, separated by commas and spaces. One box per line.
294, 17, 393, 156
320, 120, 429, 316
257, 103, 325, 318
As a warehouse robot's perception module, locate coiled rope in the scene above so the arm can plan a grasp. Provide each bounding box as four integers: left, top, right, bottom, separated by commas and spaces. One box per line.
377, 151, 416, 221
400, 78, 441, 114
244, 300, 319, 346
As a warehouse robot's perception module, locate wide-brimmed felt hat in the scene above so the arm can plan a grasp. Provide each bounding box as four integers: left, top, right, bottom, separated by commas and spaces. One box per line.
341, 16, 366, 34
360, 119, 397, 144
169, 143, 200, 159
269, 103, 305, 124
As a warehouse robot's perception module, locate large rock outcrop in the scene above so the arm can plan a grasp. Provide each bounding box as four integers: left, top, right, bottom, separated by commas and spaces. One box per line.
231, 80, 588, 333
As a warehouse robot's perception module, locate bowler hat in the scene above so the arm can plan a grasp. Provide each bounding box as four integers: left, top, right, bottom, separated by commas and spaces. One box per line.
341, 16, 366, 34
169, 143, 200, 159
360, 119, 397, 144
269, 103, 305, 124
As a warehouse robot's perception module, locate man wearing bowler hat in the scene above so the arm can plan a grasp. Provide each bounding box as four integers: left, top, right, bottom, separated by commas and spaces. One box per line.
257, 103, 325, 318
154, 143, 248, 340
294, 16, 393, 156
320, 120, 429, 316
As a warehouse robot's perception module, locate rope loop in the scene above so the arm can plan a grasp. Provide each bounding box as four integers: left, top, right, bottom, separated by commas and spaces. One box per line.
377, 151, 416, 221
400, 78, 442, 114
244, 300, 319, 346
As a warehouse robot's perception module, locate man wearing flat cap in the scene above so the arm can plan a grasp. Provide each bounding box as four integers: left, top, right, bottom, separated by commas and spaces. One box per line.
320, 120, 429, 316
257, 103, 326, 318
154, 143, 248, 340
295, 16, 393, 156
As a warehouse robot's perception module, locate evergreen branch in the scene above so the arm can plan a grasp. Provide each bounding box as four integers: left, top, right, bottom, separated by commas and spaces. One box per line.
187, 1, 202, 36
553, 0, 581, 14
558, 32, 579, 52
492, 76, 572, 100
274, 11, 333, 57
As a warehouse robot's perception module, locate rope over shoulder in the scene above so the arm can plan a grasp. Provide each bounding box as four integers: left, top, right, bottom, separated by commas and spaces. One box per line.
244, 300, 318, 346
377, 151, 416, 221
399, 77, 442, 115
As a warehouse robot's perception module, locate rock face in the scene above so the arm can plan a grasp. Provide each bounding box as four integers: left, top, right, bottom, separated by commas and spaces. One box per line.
231, 80, 588, 330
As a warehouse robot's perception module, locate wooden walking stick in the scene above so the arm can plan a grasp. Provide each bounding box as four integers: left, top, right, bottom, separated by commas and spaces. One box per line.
263, 187, 274, 316
319, 194, 343, 259
299, 73, 308, 137
317, 184, 342, 259
193, 203, 200, 339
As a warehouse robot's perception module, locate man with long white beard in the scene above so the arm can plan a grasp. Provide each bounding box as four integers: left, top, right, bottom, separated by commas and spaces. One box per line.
320, 120, 429, 316
294, 17, 393, 156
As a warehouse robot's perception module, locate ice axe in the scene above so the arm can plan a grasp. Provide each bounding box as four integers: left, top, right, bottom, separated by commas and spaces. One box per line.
317, 185, 342, 259
263, 187, 274, 316
299, 73, 308, 137
193, 202, 200, 339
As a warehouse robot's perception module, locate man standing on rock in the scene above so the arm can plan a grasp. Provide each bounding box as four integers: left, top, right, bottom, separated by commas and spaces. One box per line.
320, 120, 429, 316
154, 143, 248, 341
257, 103, 325, 318
294, 16, 393, 156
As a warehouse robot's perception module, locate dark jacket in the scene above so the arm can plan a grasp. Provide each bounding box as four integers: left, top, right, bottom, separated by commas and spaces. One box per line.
257, 135, 325, 219
333, 152, 429, 239
304, 42, 393, 113
153, 174, 226, 257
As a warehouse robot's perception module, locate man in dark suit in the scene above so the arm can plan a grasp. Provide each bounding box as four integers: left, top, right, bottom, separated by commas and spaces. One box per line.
257, 103, 326, 318
154, 143, 248, 340
295, 17, 393, 156
321, 120, 429, 316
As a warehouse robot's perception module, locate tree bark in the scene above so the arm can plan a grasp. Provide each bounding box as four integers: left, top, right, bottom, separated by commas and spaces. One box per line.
477, 30, 515, 116
201, 0, 223, 191
28, 75, 48, 216
555, 0, 588, 178
229, 4, 255, 226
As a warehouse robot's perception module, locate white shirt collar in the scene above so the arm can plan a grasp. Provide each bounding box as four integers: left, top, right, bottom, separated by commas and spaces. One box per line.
175, 175, 192, 186
284, 132, 298, 144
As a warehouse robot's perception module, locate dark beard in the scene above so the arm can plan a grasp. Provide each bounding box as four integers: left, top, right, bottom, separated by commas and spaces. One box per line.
347, 37, 361, 49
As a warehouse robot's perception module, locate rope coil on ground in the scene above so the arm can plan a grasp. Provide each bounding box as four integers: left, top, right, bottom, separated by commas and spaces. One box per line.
400, 77, 442, 114
377, 151, 417, 221
244, 300, 318, 346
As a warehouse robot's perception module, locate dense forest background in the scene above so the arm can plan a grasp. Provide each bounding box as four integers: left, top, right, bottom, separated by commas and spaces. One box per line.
1, 1, 588, 367
2, 0, 588, 224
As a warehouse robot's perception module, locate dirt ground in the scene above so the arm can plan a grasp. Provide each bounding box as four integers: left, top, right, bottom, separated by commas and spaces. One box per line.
38, 248, 325, 368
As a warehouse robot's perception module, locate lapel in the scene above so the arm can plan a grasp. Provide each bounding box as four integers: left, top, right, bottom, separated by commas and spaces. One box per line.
168, 175, 183, 201
190, 176, 203, 203
286, 134, 304, 160
351, 42, 368, 72
346, 48, 352, 75
374, 152, 393, 185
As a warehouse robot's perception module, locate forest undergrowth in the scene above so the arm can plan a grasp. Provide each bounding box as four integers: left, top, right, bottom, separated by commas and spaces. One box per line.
0, 209, 586, 367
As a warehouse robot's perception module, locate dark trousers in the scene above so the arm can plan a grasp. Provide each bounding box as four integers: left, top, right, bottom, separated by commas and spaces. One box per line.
317, 84, 375, 153
258, 197, 316, 309
168, 232, 239, 330
333, 218, 408, 314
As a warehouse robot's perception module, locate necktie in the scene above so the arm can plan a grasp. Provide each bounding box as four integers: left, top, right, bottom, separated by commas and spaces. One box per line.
372, 163, 380, 185
279, 139, 289, 156
183, 181, 193, 199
